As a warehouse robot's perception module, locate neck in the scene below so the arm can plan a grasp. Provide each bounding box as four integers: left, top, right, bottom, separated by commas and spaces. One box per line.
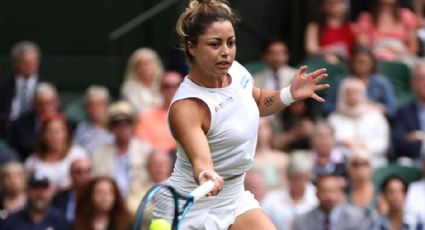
28, 208, 48, 224
116, 139, 130, 154
388, 209, 403, 221
190, 65, 227, 88
161, 100, 172, 110
290, 189, 305, 202
327, 16, 344, 26
379, 5, 394, 14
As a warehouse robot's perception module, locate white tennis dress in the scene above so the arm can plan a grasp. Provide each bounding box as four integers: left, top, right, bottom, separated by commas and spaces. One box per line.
159, 61, 261, 229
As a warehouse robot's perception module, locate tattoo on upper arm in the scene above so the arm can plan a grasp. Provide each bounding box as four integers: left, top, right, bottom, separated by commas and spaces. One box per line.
264, 96, 274, 107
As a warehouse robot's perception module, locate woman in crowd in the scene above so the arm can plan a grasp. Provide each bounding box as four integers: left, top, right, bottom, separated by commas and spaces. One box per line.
327, 78, 390, 168
262, 153, 318, 230
305, 0, 355, 64
120, 48, 164, 114
323, 46, 397, 117
254, 117, 288, 190
74, 176, 131, 230
0, 162, 27, 221
345, 150, 382, 226
25, 113, 87, 190
273, 99, 316, 152
356, 0, 419, 62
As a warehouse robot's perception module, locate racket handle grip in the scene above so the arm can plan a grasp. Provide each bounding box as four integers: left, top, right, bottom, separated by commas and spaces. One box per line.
190, 180, 215, 201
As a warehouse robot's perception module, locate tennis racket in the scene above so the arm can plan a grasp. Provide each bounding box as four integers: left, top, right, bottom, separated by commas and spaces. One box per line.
133, 180, 215, 230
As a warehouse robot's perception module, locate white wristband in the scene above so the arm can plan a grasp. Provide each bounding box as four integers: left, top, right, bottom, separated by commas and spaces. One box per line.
198, 170, 209, 182
280, 86, 295, 106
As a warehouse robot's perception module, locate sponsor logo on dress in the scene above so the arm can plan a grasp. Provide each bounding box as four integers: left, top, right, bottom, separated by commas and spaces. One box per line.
240, 75, 249, 89
215, 96, 234, 112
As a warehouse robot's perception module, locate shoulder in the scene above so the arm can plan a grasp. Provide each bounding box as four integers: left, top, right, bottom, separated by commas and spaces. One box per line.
132, 139, 153, 152
408, 180, 425, 193
400, 8, 418, 27
68, 145, 87, 158
92, 143, 114, 157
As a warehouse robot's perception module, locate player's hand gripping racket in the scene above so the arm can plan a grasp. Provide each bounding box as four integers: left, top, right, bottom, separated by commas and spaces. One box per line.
133, 180, 215, 230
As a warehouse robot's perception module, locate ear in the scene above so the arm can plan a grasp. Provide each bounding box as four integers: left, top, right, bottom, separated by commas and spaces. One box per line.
187, 41, 196, 57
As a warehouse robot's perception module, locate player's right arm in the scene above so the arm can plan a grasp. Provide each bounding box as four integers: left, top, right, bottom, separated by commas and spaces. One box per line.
168, 98, 224, 195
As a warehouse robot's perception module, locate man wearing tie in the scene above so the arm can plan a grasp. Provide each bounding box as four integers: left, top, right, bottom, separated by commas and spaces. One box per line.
294, 175, 366, 230
0, 41, 47, 139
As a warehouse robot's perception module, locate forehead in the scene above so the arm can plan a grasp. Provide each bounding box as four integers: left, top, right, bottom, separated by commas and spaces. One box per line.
201, 20, 235, 39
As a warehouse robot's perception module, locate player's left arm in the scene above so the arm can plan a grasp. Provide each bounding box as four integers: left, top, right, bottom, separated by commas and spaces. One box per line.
252, 66, 329, 117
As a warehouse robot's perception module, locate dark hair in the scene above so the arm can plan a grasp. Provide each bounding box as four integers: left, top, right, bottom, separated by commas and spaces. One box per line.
349, 45, 379, 74
74, 176, 131, 230
34, 112, 71, 160
317, 0, 350, 37
370, 0, 401, 25
176, 0, 239, 61
261, 39, 288, 54
380, 175, 408, 193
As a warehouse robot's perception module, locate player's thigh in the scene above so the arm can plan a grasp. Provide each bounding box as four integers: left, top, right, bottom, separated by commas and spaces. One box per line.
229, 208, 277, 230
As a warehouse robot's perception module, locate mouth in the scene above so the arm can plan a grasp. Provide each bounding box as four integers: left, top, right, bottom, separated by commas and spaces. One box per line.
216, 61, 231, 69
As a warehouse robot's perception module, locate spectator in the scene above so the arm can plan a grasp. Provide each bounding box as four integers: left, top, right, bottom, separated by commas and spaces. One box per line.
0, 41, 48, 138
0, 143, 19, 165
310, 122, 347, 179
328, 78, 390, 168
254, 39, 297, 90
91, 101, 152, 198
73, 85, 113, 153
355, 0, 419, 62
244, 169, 268, 203
127, 150, 172, 215
405, 151, 425, 223
0, 173, 70, 230
120, 48, 164, 114
254, 40, 297, 132
370, 176, 423, 230
51, 158, 92, 222
273, 99, 316, 152
262, 153, 318, 230
254, 117, 288, 190
294, 174, 366, 230
346, 150, 382, 226
305, 0, 355, 64
9, 82, 73, 160
392, 60, 425, 163
0, 162, 27, 221
25, 112, 87, 190
135, 71, 182, 153
74, 176, 131, 230
323, 46, 398, 117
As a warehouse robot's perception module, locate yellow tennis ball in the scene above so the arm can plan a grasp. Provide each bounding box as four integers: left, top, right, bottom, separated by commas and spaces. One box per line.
149, 219, 171, 230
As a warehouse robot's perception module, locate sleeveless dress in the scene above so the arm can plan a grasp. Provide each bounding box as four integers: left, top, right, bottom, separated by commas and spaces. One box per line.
155, 61, 261, 229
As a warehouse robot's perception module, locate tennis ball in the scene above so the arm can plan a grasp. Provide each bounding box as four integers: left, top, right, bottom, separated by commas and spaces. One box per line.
149, 219, 171, 230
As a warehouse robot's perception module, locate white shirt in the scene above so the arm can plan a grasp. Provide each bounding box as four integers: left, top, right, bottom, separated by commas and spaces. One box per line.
262, 183, 318, 230
10, 75, 38, 120
405, 179, 425, 223
264, 66, 296, 90
168, 61, 260, 195
25, 145, 87, 189
328, 110, 390, 168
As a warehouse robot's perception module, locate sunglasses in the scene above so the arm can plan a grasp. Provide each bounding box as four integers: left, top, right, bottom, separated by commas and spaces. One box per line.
351, 161, 370, 167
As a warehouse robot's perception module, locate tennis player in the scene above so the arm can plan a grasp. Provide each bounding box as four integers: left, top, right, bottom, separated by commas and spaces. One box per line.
162, 0, 329, 229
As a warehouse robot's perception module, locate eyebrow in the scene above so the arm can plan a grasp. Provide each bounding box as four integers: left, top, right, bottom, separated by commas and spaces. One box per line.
205, 36, 235, 41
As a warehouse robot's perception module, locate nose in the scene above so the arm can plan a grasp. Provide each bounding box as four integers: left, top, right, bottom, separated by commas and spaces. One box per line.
220, 44, 230, 57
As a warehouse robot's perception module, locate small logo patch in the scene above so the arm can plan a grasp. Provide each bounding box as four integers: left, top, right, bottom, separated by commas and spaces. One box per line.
240, 76, 249, 89
215, 96, 234, 112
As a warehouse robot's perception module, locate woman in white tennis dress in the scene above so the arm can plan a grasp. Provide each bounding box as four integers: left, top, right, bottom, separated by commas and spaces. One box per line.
160, 0, 329, 229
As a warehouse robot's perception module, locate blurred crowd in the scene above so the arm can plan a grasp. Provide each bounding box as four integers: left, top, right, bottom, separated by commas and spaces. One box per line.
0, 0, 425, 229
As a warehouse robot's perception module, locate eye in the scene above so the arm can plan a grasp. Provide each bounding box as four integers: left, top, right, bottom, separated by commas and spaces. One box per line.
228, 40, 236, 47
208, 42, 220, 48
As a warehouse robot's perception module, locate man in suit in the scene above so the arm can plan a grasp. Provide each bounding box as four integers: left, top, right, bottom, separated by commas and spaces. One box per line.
392, 60, 425, 162
253, 40, 297, 90
9, 83, 64, 160
253, 40, 297, 132
0, 41, 46, 139
91, 101, 152, 199
294, 174, 366, 230
52, 158, 92, 222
